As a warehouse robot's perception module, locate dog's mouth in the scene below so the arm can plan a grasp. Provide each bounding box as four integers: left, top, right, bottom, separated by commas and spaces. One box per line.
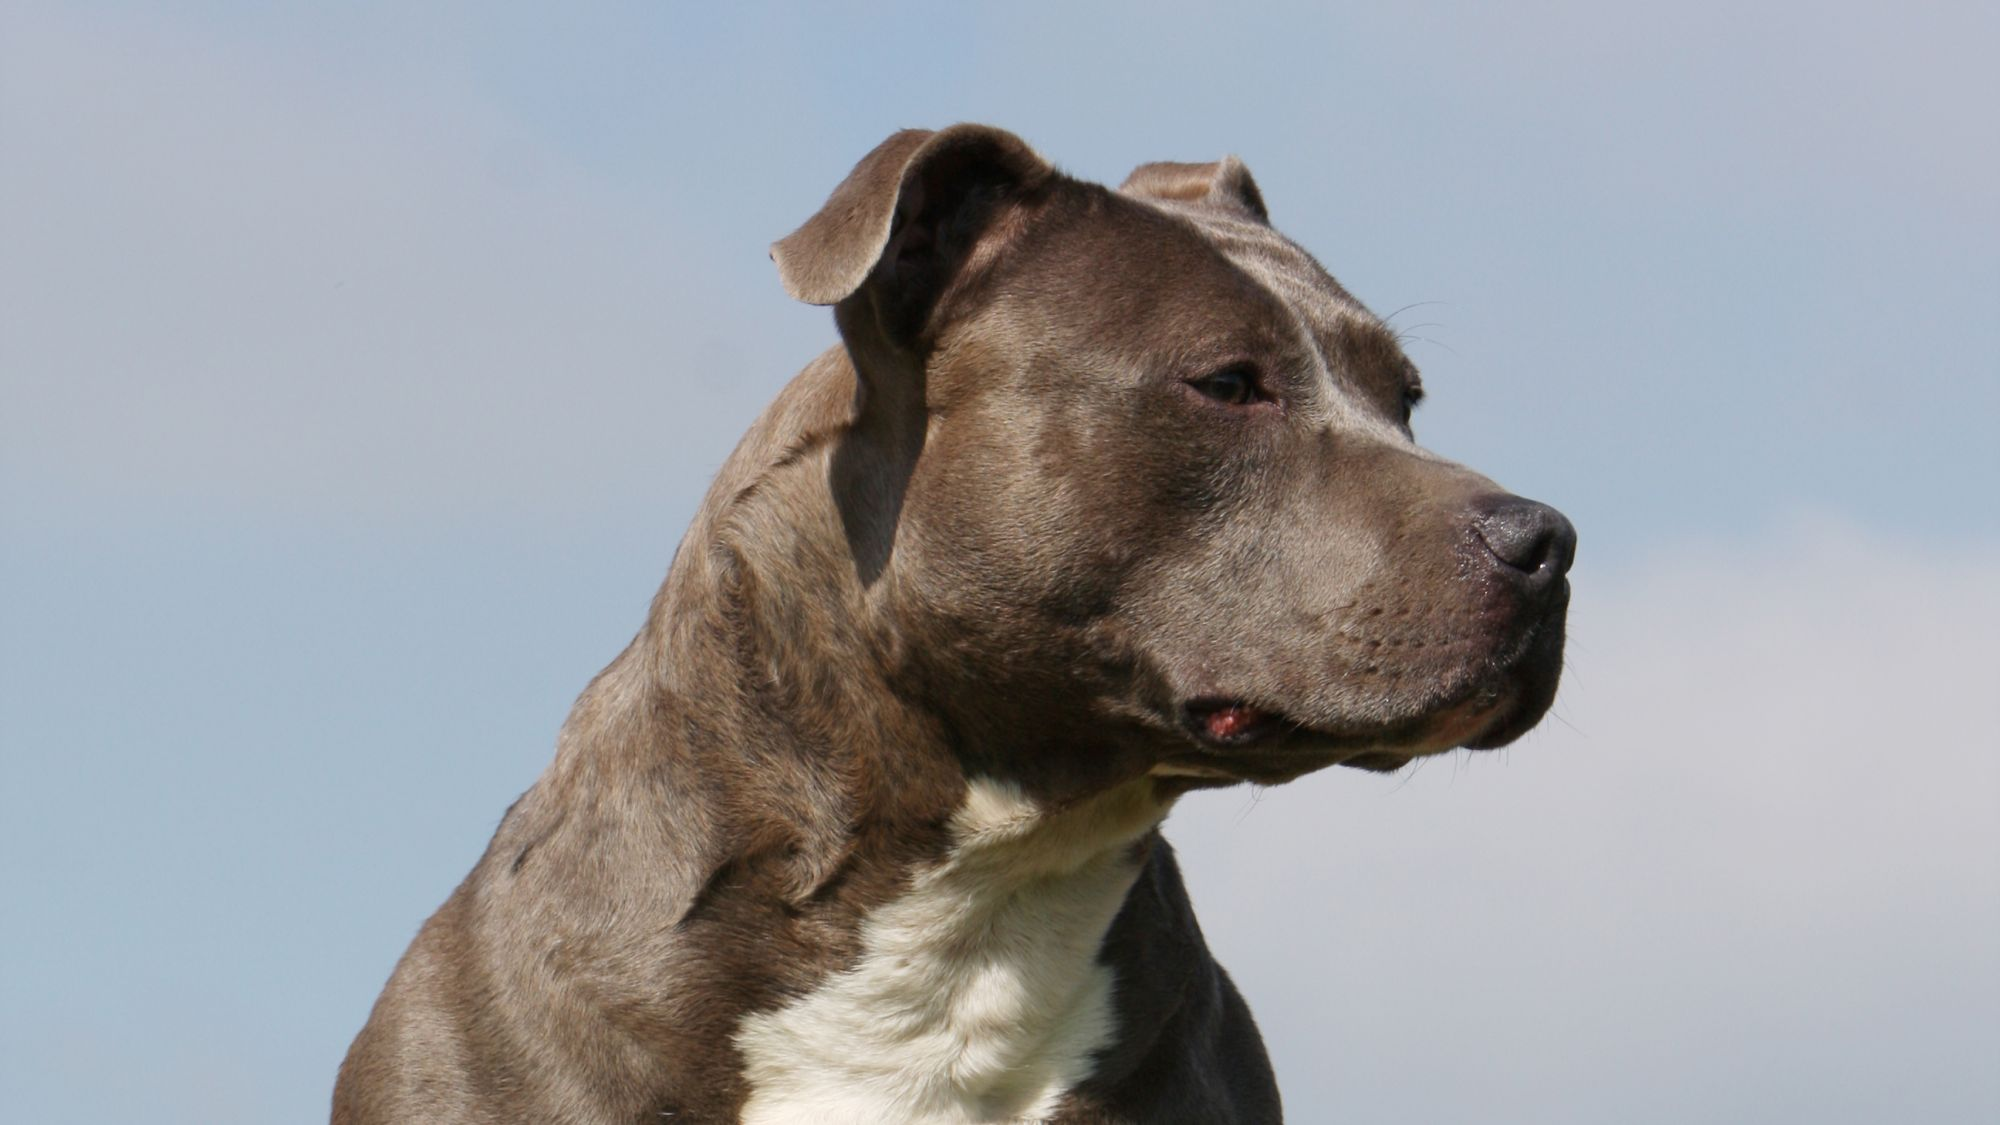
1182, 698, 1286, 746
1173, 695, 1500, 782
1167, 612, 1567, 784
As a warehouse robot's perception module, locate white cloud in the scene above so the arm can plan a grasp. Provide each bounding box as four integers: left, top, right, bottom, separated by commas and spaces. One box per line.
1171, 520, 2000, 1122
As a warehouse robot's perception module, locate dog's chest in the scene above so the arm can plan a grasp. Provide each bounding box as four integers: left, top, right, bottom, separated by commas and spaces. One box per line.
732, 779, 1162, 1125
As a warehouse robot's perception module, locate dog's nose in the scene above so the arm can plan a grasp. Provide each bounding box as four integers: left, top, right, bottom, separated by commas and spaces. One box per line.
1472, 497, 1576, 592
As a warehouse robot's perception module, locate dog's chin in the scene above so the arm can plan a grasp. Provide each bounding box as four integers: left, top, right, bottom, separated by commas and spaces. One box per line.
1163, 616, 1567, 785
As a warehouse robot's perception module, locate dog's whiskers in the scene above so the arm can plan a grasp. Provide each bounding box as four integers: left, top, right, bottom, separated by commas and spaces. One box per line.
1381, 299, 1447, 326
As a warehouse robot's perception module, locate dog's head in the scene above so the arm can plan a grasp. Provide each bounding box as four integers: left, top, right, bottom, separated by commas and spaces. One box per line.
773, 125, 1573, 793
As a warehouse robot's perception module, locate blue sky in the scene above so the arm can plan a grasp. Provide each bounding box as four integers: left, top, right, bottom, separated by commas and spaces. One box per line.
2, 2, 1994, 1122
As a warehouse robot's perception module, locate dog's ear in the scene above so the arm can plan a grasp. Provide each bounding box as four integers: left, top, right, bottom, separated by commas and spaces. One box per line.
781, 127, 1050, 584
772, 125, 1053, 339
1119, 157, 1269, 223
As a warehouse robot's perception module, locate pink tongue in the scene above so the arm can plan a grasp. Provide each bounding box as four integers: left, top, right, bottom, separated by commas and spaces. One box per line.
1204, 705, 1264, 739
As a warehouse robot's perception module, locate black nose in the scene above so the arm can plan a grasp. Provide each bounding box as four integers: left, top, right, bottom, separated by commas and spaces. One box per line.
1473, 497, 1577, 591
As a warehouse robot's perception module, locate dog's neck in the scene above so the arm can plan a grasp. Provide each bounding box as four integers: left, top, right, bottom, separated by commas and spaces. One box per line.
732, 775, 1171, 1125
554, 360, 1180, 1118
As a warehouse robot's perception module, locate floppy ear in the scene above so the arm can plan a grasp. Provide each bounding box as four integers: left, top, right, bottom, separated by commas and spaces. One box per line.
776, 126, 1051, 582
1118, 156, 1268, 223
771, 125, 1053, 342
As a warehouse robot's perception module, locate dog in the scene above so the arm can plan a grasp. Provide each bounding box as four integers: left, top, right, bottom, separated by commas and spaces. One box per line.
333, 124, 1575, 1124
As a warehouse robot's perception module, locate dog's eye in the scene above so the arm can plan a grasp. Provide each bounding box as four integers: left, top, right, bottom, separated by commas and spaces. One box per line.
1401, 384, 1425, 422
1188, 367, 1266, 407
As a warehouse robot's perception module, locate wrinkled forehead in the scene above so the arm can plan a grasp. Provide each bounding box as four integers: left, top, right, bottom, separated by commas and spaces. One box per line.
1164, 202, 1412, 380
967, 186, 1420, 421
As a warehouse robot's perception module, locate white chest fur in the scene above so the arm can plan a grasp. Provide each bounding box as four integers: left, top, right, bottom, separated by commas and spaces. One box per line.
733, 778, 1168, 1125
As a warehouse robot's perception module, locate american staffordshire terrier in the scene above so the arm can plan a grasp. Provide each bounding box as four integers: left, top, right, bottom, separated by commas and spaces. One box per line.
334, 124, 1575, 1124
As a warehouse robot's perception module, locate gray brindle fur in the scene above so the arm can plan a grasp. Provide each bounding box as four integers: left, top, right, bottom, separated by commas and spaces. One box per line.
334, 125, 1576, 1124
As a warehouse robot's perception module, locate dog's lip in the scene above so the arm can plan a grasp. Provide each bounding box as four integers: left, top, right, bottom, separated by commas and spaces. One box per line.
1171, 683, 1519, 776
1164, 700, 1412, 786
1178, 695, 1433, 758
1181, 697, 1288, 746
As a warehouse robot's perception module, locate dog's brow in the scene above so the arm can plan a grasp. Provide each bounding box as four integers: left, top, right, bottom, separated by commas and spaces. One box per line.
1186, 213, 1387, 357
1333, 316, 1405, 367
1177, 216, 1349, 357
1169, 207, 1422, 442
